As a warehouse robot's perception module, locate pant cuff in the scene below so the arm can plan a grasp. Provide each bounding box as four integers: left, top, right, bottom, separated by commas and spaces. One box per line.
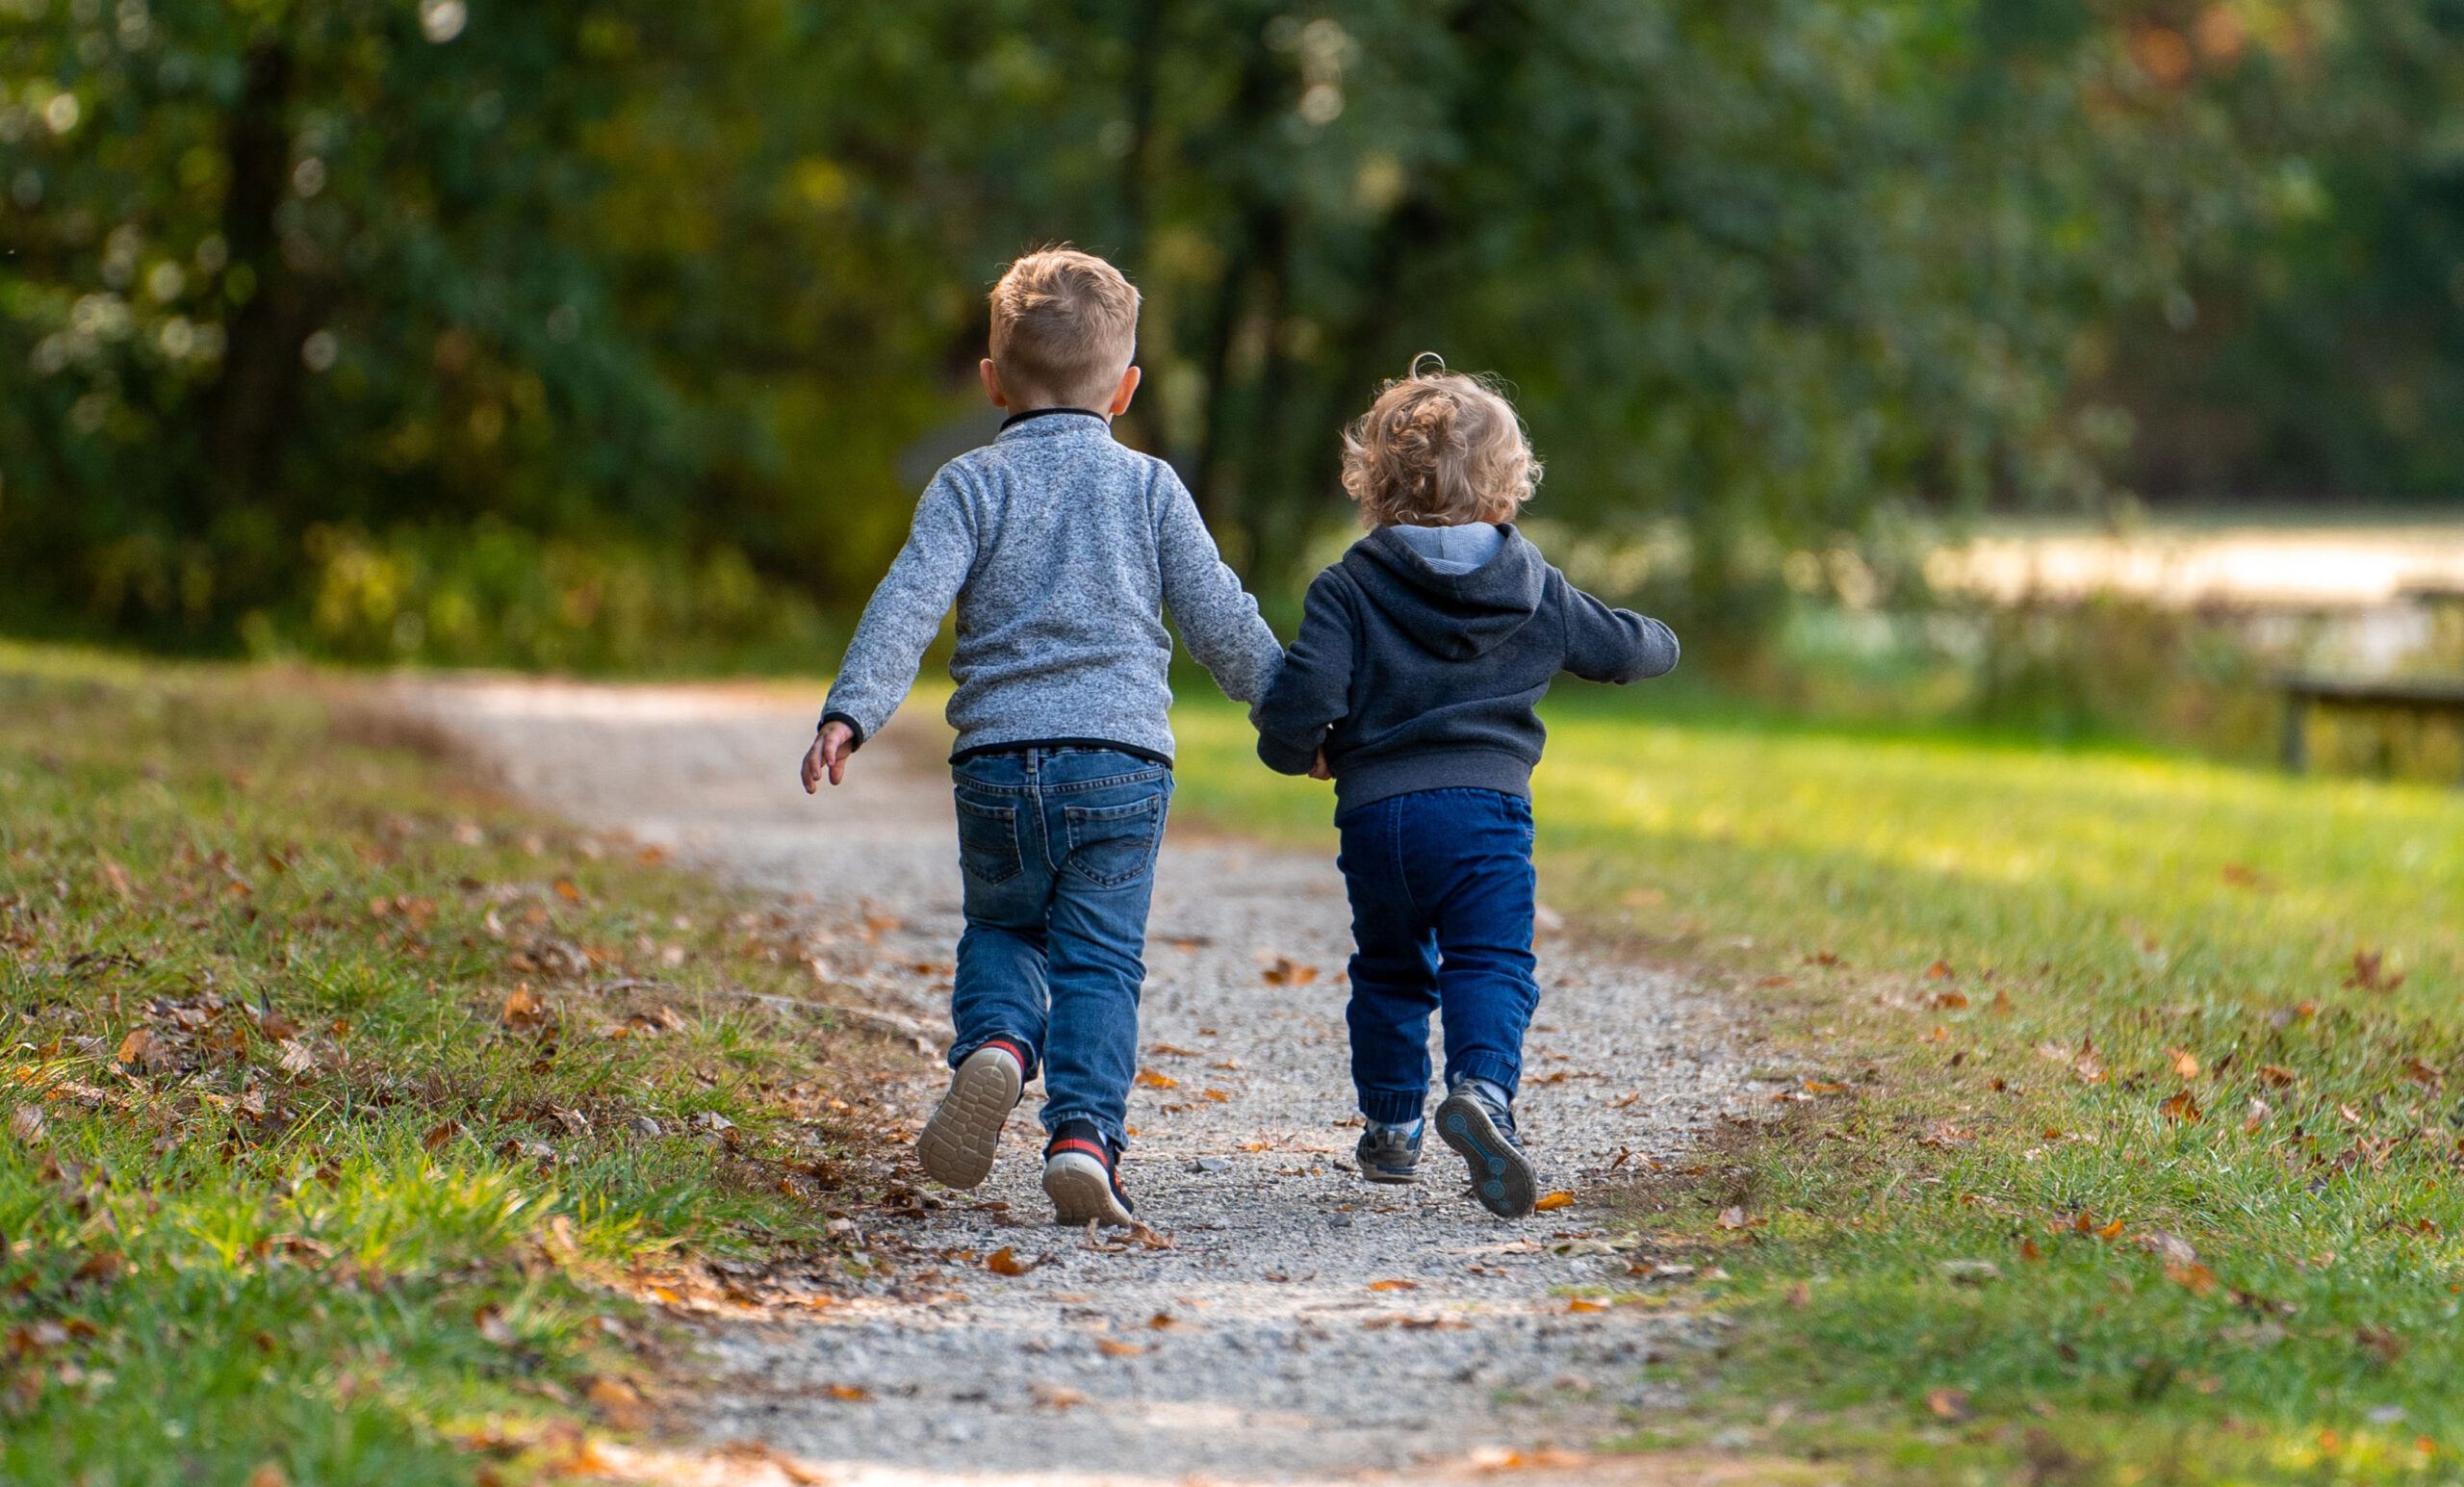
1446, 1054, 1521, 1101
1040, 1108, 1123, 1152
1357, 1087, 1428, 1126
951, 1033, 1040, 1082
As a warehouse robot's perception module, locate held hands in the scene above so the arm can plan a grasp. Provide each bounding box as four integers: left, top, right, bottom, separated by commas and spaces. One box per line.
1308, 747, 1333, 782
802, 721, 857, 792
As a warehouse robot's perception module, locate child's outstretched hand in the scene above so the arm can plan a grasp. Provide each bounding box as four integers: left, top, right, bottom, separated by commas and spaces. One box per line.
802, 721, 857, 792
1308, 747, 1332, 782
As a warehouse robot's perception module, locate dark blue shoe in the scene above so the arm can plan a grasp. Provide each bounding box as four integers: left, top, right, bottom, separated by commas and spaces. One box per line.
1356, 1124, 1422, 1184
1436, 1082, 1537, 1218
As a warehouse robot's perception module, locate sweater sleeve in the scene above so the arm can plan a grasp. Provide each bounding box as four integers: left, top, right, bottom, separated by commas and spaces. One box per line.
819, 470, 979, 745
1253, 568, 1355, 776
1556, 571, 1680, 684
1153, 465, 1284, 705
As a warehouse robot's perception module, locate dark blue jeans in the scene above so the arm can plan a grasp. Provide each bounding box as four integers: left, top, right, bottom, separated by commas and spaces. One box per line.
947, 747, 1171, 1151
1335, 787, 1539, 1126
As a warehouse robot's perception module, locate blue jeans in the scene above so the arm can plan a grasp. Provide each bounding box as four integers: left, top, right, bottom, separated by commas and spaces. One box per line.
1335, 787, 1539, 1126
947, 747, 1171, 1151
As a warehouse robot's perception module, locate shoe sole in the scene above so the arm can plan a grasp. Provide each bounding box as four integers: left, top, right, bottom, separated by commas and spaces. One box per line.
916, 1047, 1021, 1190
1436, 1092, 1538, 1218
1359, 1165, 1418, 1185
1043, 1151, 1134, 1227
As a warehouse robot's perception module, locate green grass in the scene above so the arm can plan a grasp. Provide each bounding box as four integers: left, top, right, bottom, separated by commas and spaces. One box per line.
1168, 687, 2464, 1486
0, 648, 883, 1484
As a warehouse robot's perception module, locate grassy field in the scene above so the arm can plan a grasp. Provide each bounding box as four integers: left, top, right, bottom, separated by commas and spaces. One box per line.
1169, 686, 2464, 1486
0, 648, 889, 1485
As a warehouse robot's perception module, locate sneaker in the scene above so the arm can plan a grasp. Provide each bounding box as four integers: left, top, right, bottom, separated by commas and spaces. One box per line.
1355, 1122, 1423, 1184
1435, 1080, 1537, 1218
1041, 1119, 1136, 1227
916, 1038, 1026, 1190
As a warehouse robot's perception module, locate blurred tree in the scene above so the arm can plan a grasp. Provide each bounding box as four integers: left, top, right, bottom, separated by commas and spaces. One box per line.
0, 0, 2454, 663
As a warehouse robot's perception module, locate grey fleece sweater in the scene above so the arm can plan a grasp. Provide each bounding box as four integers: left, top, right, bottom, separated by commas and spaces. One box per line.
822, 411, 1282, 762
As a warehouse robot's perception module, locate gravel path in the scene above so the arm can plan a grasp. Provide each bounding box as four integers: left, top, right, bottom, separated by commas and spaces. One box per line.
399, 679, 1749, 1485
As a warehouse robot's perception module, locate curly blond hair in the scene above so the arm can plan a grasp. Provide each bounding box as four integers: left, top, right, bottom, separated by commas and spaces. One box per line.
1340, 357, 1539, 527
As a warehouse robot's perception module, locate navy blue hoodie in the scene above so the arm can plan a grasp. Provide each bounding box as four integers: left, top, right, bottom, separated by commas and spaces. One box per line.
1253, 524, 1679, 811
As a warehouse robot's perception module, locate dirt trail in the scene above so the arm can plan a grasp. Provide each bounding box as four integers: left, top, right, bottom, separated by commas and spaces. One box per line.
399, 679, 1749, 1485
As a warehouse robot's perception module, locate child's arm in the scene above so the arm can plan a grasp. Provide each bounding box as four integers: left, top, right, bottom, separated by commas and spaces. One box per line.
805, 473, 979, 786
1555, 572, 1681, 683
1253, 568, 1354, 776
1152, 469, 1283, 705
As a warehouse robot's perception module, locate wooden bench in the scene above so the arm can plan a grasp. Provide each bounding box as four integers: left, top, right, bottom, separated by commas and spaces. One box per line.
2278, 675, 2464, 778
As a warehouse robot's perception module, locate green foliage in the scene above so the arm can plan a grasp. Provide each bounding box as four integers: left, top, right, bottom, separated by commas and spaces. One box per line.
2, 0, 2459, 657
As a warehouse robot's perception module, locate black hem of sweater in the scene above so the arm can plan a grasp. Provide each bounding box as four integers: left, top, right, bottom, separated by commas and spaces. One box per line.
1329, 749, 1533, 815
998, 407, 1105, 430
949, 736, 1173, 769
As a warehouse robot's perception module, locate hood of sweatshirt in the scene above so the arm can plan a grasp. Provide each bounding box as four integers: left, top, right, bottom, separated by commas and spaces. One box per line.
1340, 524, 1545, 661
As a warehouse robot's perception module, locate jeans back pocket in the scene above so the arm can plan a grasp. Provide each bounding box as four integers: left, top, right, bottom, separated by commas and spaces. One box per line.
1061, 794, 1165, 888
954, 794, 1023, 885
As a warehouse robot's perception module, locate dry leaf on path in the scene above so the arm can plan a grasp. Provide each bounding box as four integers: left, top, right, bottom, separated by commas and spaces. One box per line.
1367, 1279, 1419, 1292
1031, 1384, 1088, 1409
1260, 957, 1318, 986
985, 1246, 1035, 1276
1096, 1339, 1145, 1357
826, 1383, 870, 1401
1533, 1191, 1576, 1212
1567, 1296, 1609, 1313
1134, 1069, 1177, 1090
586, 1373, 648, 1429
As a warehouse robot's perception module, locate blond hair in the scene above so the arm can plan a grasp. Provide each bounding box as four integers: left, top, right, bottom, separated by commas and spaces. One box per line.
988, 247, 1141, 407
1340, 357, 1539, 527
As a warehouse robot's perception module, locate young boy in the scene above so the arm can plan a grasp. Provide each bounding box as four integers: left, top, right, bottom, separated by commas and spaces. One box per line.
1252, 362, 1679, 1218
802, 248, 1282, 1226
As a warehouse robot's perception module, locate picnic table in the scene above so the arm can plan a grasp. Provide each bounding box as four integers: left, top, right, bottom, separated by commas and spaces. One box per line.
2277, 674, 2464, 778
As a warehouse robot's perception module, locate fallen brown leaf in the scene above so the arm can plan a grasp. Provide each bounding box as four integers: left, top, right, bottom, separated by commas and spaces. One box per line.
1533, 1191, 1576, 1212
826, 1383, 871, 1401
244, 1466, 291, 1487
553, 879, 582, 904
421, 1119, 465, 1152
1924, 960, 1956, 980
2346, 949, 2404, 993
1715, 1206, 1749, 1230
1567, 1296, 1609, 1313
585, 1373, 648, 1430
115, 1028, 166, 1072
1096, 1339, 1144, 1357
2167, 1261, 2217, 1295
985, 1246, 1034, 1277
1260, 957, 1319, 986
1031, 1383, 1089, 1409
1925, 1386, 1972, 1422
1367, 1278, 1420, 1292
500, 984, 549, 1034
2167, 1047, 2201, 1079
1134, 1069, 1177, 1090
